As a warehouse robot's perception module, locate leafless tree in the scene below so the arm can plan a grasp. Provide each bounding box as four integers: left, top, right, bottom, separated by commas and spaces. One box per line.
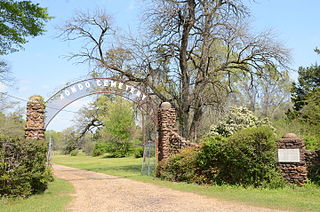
59, 0, 290, 140
230, 66, 292, 119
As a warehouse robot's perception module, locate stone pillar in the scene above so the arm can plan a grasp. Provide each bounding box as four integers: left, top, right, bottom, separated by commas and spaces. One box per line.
277, 133, 307, 185
158, 102, 176, 161
25, 96, 46, 140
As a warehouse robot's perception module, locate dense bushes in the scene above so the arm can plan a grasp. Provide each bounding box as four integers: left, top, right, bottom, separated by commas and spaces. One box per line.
0, 135, 53, 197
92, 140, 144, 158
158, 127, 285, 188
157, 146, 199, 183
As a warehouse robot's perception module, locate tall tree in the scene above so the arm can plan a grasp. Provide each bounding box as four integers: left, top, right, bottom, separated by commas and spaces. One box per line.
291, 64, 320, 112
60, 1, 290, 140
299, 87, 320, 125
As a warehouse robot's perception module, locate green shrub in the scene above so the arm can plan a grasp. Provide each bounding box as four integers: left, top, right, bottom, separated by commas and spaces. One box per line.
158, 127, 285, 188
62, 137, 77, 155
70, 149, 79, 156
157, 146, 199, 182
199, 127, 284, 187
303, 136, 320, 150
0, 135, 53, 197
133, 146, 144, 158
93, 141, 132, 158
92, 141, 108, 156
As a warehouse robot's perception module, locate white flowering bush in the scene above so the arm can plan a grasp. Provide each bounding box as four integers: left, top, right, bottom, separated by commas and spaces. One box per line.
209, 107, 272, 137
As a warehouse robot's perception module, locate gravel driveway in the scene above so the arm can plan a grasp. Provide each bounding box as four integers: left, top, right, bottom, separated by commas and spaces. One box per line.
53, 164, 287, 212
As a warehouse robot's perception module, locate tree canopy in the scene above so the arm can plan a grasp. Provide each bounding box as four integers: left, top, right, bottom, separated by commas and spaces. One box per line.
0, 0, 51, 55
291, 64, 320, 111
60, 0, 290, 140
0, 0, 51, 83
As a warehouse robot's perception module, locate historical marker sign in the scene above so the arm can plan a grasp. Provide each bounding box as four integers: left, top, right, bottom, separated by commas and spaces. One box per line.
278, 149, 300, 163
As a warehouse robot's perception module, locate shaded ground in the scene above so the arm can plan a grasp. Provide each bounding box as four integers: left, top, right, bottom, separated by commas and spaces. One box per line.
53, 164, 288, 212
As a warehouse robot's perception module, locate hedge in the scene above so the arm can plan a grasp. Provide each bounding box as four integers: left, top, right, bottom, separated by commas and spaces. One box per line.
0, 135, 53, 197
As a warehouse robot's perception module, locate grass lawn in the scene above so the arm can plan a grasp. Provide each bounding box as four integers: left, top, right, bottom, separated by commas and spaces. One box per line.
53, 154, 320, 212
0, 177, 73, 212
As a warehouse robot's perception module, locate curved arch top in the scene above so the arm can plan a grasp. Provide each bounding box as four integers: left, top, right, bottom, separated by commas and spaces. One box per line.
45, 78, 156, 128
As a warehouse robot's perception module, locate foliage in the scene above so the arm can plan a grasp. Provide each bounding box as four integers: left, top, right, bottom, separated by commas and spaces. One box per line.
60, 1, 290, 140
298, 87, 320, 125
0, 0, 51, 55
200, 127, 284, 188
157, 146, 199, 183
92, 140, 132, 158
82, 138, 95, 156
70, 149, 79, 156
159, 127, 284, 188
92, 139, 144, 158
290, 64, 320, 112
0, 0, 51, 83
45, 130, 62, 151
303, 136, 320, 151
209, 107, 272, 137
273, 118, 320, 137
73, 95, 141, 157
132, 145, 144, 158
62, 129, 77, 155
100, 97, 135, 141
0, 109, 25, 137
92, 141, 108, 156
0, 134, 53, 197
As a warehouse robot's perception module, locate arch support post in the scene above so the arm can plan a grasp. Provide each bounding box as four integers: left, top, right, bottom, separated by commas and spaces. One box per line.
25, 96, 46, 140
157, 102, 176, 161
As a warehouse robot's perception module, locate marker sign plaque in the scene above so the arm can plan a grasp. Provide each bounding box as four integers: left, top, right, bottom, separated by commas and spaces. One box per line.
278, 149, 300, 163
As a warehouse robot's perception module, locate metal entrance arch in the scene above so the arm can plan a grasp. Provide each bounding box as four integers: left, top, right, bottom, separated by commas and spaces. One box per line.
44, 78, 158, 129
25, 78, 181, 166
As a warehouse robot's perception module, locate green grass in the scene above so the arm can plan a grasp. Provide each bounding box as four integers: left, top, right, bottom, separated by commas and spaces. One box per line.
53, 155, 320, 212
0, 178, 73, 212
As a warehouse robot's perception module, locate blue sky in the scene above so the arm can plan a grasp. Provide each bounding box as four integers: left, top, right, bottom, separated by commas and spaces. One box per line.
1, 0, 320, 131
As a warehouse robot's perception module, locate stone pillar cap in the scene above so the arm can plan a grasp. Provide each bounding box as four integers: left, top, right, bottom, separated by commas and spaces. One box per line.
160, 102, 172, 109
283, 133, 298, 138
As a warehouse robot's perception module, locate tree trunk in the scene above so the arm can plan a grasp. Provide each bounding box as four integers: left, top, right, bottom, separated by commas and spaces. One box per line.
179, 0, 195, 139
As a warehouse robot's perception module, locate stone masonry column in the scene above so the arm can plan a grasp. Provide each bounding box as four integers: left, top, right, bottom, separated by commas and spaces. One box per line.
25, 96, 46, 140
158, 102, 176, 161
277, 133, 307, 185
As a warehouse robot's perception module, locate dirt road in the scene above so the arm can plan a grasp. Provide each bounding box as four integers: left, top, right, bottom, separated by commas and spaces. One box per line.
53, 164, 287, 212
